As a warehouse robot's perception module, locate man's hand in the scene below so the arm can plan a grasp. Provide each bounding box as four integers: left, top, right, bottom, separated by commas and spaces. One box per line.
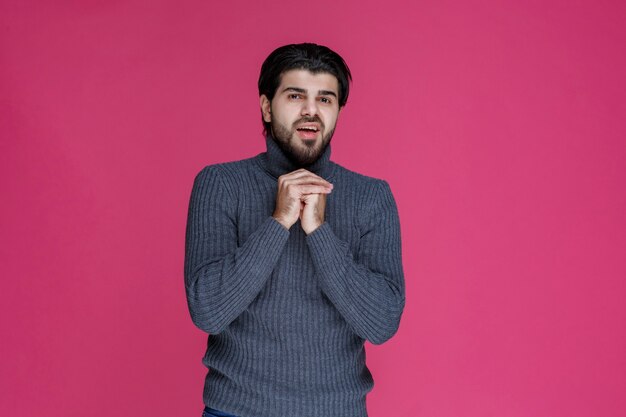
300, 192, 327, 235
272, 169, 332, 233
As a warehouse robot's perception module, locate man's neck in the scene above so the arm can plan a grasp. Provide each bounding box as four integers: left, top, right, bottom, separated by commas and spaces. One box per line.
258, 134, 335, 180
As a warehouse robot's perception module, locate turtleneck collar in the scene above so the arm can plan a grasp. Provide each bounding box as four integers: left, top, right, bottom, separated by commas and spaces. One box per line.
256, 134, 335, 180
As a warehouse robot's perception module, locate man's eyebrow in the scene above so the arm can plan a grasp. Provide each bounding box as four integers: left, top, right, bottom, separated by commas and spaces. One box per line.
318, 90, 337, 98
281, 87, 338, 98
282, 87, 306, 94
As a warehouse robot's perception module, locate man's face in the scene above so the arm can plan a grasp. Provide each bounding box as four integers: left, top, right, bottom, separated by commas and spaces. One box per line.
260, 69, 341, 167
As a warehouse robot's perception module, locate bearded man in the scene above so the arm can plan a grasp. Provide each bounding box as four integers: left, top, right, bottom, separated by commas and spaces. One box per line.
184, 42, 405, 417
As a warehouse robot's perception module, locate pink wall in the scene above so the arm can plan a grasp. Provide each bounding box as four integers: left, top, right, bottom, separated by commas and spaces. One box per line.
1, 1, 625, 416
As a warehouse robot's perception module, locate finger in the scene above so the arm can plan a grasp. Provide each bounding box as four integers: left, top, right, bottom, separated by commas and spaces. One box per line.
282, 175, 333, 189
278, 169, 313, 181
297, 185, 333, 195
279, 169, 331, 184
301, 192, 327, 202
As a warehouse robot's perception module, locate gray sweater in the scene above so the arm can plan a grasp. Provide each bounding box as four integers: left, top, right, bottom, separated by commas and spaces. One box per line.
184, 135, 405, 417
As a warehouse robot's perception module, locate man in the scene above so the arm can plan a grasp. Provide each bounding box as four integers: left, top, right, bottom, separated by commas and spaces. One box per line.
184, 43, 405, 417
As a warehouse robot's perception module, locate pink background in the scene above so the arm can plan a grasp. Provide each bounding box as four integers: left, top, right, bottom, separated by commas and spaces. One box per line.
1, 1, 625, 416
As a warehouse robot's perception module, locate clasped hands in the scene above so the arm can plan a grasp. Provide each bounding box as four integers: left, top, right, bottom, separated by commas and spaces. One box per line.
272, 169, 333, 235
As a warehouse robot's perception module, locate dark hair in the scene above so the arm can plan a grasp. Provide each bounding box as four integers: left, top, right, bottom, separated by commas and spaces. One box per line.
258, 43, 352, 136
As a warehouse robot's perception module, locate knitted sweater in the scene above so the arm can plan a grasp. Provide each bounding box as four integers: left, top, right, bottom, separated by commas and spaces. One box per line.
184, 135, 405, 417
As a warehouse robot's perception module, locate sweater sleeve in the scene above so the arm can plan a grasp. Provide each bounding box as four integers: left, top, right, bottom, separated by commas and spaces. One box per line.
184, 165, 290, 334
305, 179, 405, 345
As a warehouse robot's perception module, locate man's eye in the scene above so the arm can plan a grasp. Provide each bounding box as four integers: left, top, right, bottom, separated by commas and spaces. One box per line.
289, 94, 302, 100
319, 97, 332, 104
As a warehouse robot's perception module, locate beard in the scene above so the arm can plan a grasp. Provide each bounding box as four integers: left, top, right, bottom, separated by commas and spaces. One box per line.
270, 116, 335, 167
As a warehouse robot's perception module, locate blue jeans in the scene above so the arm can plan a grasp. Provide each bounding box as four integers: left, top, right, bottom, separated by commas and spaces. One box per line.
202, 406, 239, 417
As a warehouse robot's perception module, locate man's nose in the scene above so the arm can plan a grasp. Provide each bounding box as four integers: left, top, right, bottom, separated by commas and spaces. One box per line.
300, 97, 318, 116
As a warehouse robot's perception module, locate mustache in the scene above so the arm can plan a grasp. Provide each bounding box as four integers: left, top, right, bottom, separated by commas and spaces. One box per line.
293, 116, 324, 128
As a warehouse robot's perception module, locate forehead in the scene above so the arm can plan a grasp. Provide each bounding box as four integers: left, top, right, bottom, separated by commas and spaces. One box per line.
277, 69, 339, 93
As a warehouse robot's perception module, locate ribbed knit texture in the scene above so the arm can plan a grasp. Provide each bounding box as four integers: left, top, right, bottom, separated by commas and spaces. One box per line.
184, 135, 405, 417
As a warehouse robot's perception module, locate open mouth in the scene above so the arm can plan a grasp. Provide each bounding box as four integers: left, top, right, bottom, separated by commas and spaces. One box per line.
296, 126, 319, 133
296, 125, 320, 140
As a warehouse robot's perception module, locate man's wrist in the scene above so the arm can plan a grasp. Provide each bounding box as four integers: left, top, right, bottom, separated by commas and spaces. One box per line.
272, 215, 291, 230
304, 221, 325, 235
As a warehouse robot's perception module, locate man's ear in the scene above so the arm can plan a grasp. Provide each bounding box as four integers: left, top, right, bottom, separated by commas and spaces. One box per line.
260, 95, 271, 123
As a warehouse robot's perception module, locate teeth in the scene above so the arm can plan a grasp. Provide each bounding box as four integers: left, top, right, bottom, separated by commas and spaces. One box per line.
299, 127, 318, 131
